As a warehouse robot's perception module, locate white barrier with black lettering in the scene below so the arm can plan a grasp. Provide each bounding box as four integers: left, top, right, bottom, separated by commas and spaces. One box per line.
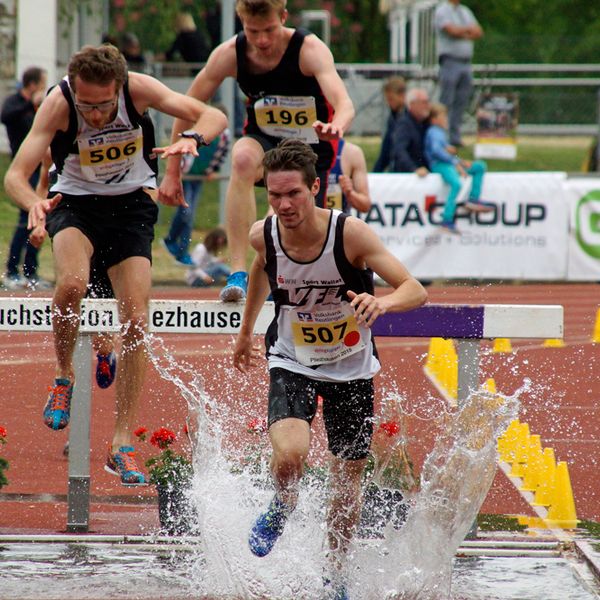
0, 298, 563, 532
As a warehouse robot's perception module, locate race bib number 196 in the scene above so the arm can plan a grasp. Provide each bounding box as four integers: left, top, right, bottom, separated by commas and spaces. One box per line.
254, 95, 318, 144
291, 305, 365, 366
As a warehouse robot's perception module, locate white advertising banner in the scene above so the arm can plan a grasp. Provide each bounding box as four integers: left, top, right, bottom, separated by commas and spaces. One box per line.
360, 173, 569, 280
565, 178, 600, 281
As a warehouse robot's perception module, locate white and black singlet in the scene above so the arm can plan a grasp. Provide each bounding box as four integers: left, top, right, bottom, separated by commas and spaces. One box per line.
264, 210, 380, 382
50, 78, 158, 196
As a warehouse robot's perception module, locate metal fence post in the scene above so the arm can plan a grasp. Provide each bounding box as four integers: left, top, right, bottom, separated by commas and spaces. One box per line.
67, 333, 93, 532
456, 338, 482, 539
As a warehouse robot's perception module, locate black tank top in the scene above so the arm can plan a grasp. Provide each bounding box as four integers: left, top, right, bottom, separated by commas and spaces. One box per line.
236, 28, 335, 172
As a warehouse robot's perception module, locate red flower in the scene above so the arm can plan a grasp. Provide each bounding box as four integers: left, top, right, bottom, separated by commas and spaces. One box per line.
134, 426, 147, 441
0, 426, 6, 440
247, 417, 267, 434
379, 421, 400, 437
150, 427, 177, 450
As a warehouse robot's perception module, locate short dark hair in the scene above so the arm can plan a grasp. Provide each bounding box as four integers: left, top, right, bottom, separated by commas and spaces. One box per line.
236, 0, 286, 19
67, 44, 128, 92
262, 139, 318, 189
21, 67, 45, 88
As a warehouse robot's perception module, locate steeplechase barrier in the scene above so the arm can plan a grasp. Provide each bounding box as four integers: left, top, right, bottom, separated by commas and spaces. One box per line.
0, 298, 563, 532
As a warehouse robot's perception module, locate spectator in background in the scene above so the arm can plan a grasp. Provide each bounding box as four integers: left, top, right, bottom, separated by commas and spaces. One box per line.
165, 13, 210, 64
162, 107, 231, 265
326, 138, 372, 214
120, 32, 146, 72
425, 102, 492, 235
101, 32, 119, 47
373, 76, 406, 173
434, 0, 483, 147
1, 66, 51, 290
186, 227, 230, 287
391, 88, 431, 175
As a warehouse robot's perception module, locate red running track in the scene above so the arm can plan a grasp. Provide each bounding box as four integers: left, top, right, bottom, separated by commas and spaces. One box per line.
0, 283, 598, 535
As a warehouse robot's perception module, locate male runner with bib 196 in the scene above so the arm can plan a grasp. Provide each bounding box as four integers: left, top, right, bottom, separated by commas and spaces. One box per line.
159, 0, 355, 303
4, 44, 227, 486
233, 140, 427, 598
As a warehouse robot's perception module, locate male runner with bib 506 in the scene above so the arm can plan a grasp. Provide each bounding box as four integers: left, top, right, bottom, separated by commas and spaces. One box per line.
160, 0, 355, 303
4, 44, 227, 486
233, 140, 427, 598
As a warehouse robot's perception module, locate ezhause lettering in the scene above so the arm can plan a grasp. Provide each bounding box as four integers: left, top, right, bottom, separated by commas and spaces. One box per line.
151, 306, 241, 330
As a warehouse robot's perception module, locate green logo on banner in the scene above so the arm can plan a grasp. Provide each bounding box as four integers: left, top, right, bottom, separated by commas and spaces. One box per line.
576, 191, 600, 259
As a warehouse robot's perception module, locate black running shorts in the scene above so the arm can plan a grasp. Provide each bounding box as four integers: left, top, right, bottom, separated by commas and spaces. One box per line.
267, 367, 374, 460
47, 189, 158, 270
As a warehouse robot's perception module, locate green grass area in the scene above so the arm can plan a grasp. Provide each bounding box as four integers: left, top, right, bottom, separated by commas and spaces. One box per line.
476, 513, 527, 532
0, 135, 593, 285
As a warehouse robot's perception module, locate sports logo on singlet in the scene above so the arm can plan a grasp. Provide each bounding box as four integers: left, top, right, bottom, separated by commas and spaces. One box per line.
290, 303, 365, 366
78, 129, 143, 183
254, 95, 318, 144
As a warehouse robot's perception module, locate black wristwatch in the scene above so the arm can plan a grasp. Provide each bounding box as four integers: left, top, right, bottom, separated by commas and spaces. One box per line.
179, 130, 209, 148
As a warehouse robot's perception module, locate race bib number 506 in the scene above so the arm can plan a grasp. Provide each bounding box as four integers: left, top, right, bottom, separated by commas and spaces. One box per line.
78, 130, 142, 183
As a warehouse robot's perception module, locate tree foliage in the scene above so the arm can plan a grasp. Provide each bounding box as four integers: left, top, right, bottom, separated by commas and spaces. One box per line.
109, 0, 600, 65
109, 0, 389, 63
469, 0, 600, 63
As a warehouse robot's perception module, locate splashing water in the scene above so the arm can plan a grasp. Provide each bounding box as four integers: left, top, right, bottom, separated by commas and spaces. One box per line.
146, 334, 525, 599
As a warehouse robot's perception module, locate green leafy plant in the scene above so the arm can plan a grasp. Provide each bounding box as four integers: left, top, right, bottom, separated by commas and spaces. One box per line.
135, 426, 193, 488
0, 426, 8, 489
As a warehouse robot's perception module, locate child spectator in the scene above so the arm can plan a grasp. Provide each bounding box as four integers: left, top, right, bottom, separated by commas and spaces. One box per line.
186, 227, 230, 287
163, 109, 230, 265
425, 102, 492, 234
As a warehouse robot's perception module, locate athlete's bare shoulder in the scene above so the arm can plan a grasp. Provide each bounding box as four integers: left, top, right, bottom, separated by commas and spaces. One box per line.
35, 84, 70, 133
205, 37, 238, 78
249, 219, 267, 254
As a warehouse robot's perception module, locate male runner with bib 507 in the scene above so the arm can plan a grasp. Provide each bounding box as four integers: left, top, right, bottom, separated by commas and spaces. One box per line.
160, 0, 355, 303
233, 140, 427, 598
4, 44, 227, 486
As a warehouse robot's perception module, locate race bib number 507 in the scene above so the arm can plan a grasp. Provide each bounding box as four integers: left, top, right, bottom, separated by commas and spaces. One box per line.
290, 305, 365, 366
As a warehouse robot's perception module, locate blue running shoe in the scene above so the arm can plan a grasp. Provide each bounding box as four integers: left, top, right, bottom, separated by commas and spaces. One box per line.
219, 271, 248, 302
175, 253, 194, 266
43, 378, 73, 430
105, 445, 146, 486
248, 496, 289, 557
96, 351, 117, 389
161, 238, 180, 259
